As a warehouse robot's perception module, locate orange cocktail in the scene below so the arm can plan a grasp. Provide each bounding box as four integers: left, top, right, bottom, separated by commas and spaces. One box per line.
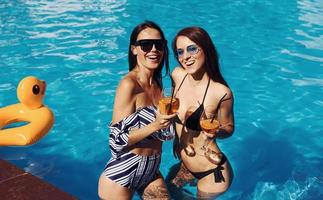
200, 119, 220, 135
158, 97, 179, 115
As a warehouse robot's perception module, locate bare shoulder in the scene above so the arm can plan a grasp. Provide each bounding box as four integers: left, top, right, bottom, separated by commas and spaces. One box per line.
221, 84, 233, 98
117, 74, 137, 92
212, 82, 233, 100
171, 67, 186, 84
112, 73, 139, 123
117, 72, 139, 93
114, 73, 140, 107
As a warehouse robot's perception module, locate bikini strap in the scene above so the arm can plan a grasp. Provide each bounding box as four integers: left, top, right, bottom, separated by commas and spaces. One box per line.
215, 93, 228, 113
201, 78, 211, 104
214, 153, 227, 182
171, 75, 175, 88
173, 73, 188, 97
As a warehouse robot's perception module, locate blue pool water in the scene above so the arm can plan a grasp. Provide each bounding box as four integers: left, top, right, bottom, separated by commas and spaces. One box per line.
0, 0, 322, 199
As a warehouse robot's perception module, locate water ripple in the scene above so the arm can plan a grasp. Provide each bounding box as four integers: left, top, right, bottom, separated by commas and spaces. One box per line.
69, 68, 113, 79
0, 83, 15, 91
298, 0, 323, 26
291, 78, 323, 86
281, 49, 323, 63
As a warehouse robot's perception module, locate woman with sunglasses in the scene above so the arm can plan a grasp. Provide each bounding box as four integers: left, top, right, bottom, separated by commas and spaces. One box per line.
169, 27, 234, 199
98, 21, 176, 200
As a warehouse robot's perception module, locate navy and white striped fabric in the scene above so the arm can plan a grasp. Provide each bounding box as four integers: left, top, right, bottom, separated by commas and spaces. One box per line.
109, 105, 175, 159
103, 151, 161, 189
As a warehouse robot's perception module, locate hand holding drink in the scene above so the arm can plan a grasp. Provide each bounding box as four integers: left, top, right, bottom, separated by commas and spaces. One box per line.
158, 96, 179, 115
199, 105, 224, 164
200, 117, 220, 137
200, 106, 220, 150
157, 88, 179, 137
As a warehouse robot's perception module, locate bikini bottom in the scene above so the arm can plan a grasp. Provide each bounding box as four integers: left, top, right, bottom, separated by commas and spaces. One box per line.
189, 153, 227, 183
103, 151, 161, 190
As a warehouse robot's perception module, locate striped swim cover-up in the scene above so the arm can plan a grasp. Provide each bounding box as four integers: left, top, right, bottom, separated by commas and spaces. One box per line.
103, 105, 174, 189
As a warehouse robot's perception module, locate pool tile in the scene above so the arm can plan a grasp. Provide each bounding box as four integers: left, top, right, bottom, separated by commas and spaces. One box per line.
0, 159, 77, 200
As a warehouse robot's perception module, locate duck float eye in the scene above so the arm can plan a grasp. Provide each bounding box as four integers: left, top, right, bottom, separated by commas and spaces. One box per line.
0, 76, 54, 146
33, 85, 40, 95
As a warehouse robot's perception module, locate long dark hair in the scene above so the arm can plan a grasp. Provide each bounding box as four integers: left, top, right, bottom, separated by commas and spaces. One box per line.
128, 20, 169, 89
172, 27, 228, 86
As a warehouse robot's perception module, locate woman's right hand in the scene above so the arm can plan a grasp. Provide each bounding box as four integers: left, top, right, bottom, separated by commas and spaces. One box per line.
153, 111, 177, 130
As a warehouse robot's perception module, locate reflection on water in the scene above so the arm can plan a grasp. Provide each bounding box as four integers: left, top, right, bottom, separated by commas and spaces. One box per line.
0, 0, 128, 70
298, 0, 323, 27
292, 0, 323, 64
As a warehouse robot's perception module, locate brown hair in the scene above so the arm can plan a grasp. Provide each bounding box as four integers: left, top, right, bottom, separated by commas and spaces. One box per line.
128, 21, 169, 89
172, 27, 228, 86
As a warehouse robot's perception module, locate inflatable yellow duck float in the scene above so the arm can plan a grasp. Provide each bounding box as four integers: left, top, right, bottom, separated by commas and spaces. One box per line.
0, 76, 54, 146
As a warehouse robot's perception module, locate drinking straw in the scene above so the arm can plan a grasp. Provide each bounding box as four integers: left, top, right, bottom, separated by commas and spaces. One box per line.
167, 87, 175, 114
210, 113, 217, 123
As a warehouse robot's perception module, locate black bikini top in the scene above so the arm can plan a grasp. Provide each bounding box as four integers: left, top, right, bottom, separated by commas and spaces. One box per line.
174, 74, 229, 131
174, 74, 210, 131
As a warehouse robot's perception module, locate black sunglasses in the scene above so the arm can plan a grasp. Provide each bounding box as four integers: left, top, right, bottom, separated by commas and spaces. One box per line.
134, 39, 166, 52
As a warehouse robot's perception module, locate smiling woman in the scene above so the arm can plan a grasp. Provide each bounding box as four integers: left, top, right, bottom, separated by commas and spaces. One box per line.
169, 27, 234, 199
98, 21, 176, 200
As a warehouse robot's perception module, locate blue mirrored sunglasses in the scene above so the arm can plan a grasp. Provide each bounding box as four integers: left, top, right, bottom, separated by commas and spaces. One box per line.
176, 44, 200, 58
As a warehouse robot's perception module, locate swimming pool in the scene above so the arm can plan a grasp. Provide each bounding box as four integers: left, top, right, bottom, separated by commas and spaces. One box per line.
0, 0, 322, 199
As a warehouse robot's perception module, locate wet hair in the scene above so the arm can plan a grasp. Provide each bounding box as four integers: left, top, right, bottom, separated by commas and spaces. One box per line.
172, 26, 228, 86
128, 20, 169, 89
